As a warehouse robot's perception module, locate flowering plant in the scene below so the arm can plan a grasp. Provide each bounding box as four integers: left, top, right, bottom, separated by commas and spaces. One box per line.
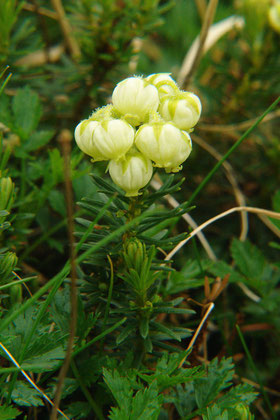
75, 73, 201, 196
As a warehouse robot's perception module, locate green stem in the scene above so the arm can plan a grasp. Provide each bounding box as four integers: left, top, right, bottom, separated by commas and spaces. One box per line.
236, 325, 277, 420
71, 360, 104, 420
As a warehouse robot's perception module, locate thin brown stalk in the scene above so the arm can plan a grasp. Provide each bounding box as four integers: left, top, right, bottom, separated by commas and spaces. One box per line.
195, 0, 207, 21
50, 0, 81, 60
177, 16, 244, 88
50, 130, 78, 420
192, 134, 248, 241
23, 2, 58, 19
180, 0, 219, 89
178, 302, 215, 368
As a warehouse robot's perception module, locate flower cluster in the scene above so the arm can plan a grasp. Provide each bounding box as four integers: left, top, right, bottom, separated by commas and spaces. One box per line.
74, 73, 201, 196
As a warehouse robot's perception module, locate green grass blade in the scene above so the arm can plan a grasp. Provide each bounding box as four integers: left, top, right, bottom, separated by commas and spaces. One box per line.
236, 324, 277, 420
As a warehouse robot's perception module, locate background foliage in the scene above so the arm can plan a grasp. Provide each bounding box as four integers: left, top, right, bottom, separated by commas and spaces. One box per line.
0, 0, 279, 419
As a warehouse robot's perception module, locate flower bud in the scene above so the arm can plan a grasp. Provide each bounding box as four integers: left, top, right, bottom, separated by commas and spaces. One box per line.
145, 73, 179, 99
235, 403, 253, 420
0, 177, 14, 224
159, 92, 201, 131
108, 151, 153, 196
74, 119, 103, 159
268, 2, 280, 34
112, 77, 159, 126
0, 251, 18, 282
92, 119, 135, 161
135, 122, 192, 173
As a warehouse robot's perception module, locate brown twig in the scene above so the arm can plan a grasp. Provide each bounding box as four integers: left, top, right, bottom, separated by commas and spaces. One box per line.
195, 0, 207, 21
180, 0, 219, 89
50, 130, 78, 420
50, 0, 81, 60
23, 2, 58, 19
178, 302, 215, 368
165, 206, 280, 261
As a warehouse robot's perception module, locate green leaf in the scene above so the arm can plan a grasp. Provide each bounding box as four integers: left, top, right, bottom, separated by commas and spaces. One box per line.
12, 86, 42, 139
22, 130, 54, 152
11, 381, 43, 407
231, 239, 266, 280
0, 304, 66, 373
193, 358, 234, 409
230, 239, 279, 293
103, 368, 134, 411
139, 317, 149, 339
0, 405, 21, 420
104, 369, 162, 420
202, 405, 229, 420
66, 401, 91, 419
48, 190, 66, 217
138, 352, 204, 392
216, 383, 257, 412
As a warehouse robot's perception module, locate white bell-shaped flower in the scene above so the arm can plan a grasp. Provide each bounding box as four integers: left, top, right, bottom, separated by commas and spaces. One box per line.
92, 119, 135, 161
112, 77, 159, 126
145, 73, 179, 99
159, 92, 201, 131
268, 2, 280, 34
135, 122, 192, 173
74, 120, 104, 160
108, 151, 153, 197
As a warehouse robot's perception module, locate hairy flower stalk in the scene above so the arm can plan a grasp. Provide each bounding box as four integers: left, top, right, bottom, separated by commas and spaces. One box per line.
74, 73, 201, 196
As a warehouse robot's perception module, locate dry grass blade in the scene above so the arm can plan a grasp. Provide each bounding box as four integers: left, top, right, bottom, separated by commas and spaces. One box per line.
23, 2, 58, 19
165, 206, 280, 261
178, 302, 215, 368
178, 0, 218, 89
177, 15, 244, 88
50, 0, 81, 60
50, 130, 78, 420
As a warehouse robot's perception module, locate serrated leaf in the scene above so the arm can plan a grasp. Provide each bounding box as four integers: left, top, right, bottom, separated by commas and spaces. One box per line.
194, 358, 234, 409
22, 129, 54, 152
217, 383, 257, 411
11, 381, 43, 407
202, 405, 229, 420
231, 239, 265, 280
103, 368, 134, 410
0, 405, 21, 420
66, 401, 91, 420
12, 86, 42, 139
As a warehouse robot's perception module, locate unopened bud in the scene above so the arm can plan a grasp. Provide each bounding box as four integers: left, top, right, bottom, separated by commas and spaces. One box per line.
112, 77, 159, 126
159, 92, 201, 131
135, 122, 192, 173
108, 151, 153, 196
145, 73, 179, 99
